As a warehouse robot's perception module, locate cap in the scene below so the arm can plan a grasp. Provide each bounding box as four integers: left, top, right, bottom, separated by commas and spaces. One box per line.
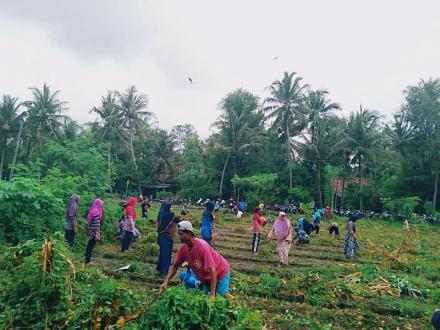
177, 220, 194, 233
279, 211, 286, 217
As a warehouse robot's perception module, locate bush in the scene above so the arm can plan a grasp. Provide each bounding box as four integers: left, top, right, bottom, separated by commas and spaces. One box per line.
288, 186, 313, 203
0, 237, 147, 330
157, 191, 173, 199
138, 287, 262, 329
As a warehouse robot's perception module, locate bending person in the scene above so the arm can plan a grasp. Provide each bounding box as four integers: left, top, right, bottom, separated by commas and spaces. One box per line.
159, 221, 230, 300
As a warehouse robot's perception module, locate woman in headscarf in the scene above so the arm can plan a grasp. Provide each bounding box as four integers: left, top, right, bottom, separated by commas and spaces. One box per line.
200, 201, 215, 245
267, 212, 292, 266
251, 207, 262, 253
156, 201, 180, 276
344, 216, 360, 258
65, 194, 80, 248
121, 197, 137, 252
85, 199, 104, 264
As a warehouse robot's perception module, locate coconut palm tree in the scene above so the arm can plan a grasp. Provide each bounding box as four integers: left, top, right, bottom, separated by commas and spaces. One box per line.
345, 105, 380, 211
24, 84, 67, 154
0, 95, 23, 179
264, 72, 309, 189
214, 89, 264, 197
297, 116, 345, 206
117, 86, 151, 172
306, 89, 341, 144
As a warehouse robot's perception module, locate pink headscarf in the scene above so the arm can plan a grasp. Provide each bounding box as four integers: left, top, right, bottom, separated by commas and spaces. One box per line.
273, 214, 291, 240
86, 199, 104, 223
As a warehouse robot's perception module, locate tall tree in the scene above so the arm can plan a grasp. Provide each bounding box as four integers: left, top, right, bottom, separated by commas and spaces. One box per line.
117, 86, 151, 191
345, 105, 380, 211
214, 89, 264, 198
24, 84, 67, 153
0, 95, 23, 179
264, 72, 309, 189
306, 89, 341, 144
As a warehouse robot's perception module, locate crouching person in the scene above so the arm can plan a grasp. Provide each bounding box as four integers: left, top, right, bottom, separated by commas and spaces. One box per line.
158, 221, 230, 300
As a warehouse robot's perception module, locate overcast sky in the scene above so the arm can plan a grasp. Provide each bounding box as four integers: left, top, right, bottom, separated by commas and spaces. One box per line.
0, 0, 439, 137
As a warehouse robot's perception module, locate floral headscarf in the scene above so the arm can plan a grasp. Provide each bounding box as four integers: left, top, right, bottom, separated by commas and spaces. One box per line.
86, 199, 104, 223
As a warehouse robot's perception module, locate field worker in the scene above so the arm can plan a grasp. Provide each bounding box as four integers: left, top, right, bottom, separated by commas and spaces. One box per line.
121, 197, 136, 252
158, 221, 230, 300
65, 194, 80, 248
251, 207, 262, 253
313, 209, 321, 234
325, 206, 331, 219
327, 221, 340, 239
344, 216, 360, 259
266, 212, 292, 266
156, 201, 180, 276
85, 199, 104, 265
140, 197, 151, 219
201, 201, 215, 245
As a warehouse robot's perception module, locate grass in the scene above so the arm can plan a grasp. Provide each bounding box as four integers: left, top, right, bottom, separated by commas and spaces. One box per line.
80, 202, 440, 329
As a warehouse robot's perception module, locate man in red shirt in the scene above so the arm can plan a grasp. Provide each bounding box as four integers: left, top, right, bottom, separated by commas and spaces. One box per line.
158, 221, 230, 300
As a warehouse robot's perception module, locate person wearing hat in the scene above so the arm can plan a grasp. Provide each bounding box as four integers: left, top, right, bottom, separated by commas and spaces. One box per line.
266, 212, 292, 266
158, 221, 230, 300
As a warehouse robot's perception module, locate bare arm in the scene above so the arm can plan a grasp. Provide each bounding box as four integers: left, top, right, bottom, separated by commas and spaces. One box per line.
159, 263, 179, 294
209, 267, 217, 300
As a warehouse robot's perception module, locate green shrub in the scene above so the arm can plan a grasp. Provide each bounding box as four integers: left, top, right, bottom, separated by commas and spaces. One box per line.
157, 191, 173, 199
139, 287, 262, 329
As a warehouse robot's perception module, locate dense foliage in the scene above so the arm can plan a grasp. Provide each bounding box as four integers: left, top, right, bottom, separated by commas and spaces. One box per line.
2, 76, 440, 215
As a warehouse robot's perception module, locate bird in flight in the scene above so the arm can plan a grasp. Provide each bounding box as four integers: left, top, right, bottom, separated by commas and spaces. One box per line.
187, 76, 193, 84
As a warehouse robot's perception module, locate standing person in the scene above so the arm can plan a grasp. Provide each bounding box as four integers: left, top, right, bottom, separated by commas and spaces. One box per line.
141, 197, 151, 220
65, 194, 80, 248
325, 206, 331, 220
85, 199, 104, 265
344, 217, 360, 258
201, 201, 215, 245
267, 212, 292, 266
156, 201, 180, 276
239, 200, 247, 213
121, 197, 137, 252
251, 207, 262, 253
313, 209, 321, 234
159, 221, 230, 299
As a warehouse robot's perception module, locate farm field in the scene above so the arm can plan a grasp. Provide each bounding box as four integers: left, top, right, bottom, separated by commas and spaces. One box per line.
90, 204, 440, 329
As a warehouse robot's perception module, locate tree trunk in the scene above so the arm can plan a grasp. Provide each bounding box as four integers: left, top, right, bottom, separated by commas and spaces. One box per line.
317, 162, 322, 207
219, 154, 230, 198
359, 156, 363, 211
286, 124, 293, 190
129, 126, 142, 195
0, 146, 6, 180
341, 172, 347, 210
433, 166, 439, 211
9, 121, 23, 180
0, 139, 5, 180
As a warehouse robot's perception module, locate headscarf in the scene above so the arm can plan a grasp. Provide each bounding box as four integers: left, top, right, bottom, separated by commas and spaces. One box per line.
124, 197, 137, 221
298, 217, 304, 230
66, 194, 80, 217
87, 199, 104, 223
253, 207, 261, 215
203, 201, 215, 218
273, 214, 291, 239
157, 201, 175, 234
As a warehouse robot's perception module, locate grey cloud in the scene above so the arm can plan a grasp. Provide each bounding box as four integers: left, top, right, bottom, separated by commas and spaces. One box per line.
0, 0, 151, 61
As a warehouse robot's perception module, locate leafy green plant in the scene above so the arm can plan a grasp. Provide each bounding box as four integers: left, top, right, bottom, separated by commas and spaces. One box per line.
139, 287, 262, 329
